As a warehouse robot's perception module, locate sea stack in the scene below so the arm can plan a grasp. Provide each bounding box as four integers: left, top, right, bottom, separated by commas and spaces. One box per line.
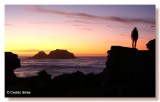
48, 49, 76, 59
31, 49, 76, 59
31, 51, 48, 59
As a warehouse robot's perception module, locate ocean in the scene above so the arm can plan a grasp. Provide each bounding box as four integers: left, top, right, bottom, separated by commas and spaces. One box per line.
14, 57, 107, 78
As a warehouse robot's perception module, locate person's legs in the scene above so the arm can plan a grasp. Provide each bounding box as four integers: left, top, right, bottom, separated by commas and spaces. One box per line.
132, 40, 134, 48
135, 40, 137, 48
133, 40, 135, 48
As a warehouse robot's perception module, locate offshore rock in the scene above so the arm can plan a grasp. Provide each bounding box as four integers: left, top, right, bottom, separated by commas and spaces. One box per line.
48, 49, 76, 59
31, 51, 48, 59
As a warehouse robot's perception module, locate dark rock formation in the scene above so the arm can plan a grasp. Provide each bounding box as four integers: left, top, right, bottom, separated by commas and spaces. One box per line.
37, 70, 51, 81
48, 49, 76, 59
147, 39, 155, 53
5, 52, 21, 96
30, 49, 76, 59
5, 52, 20, 80
49, 71, 102, 97
31, 51, 48, 59
101, 41, 155, 97
5, 39, 155, 97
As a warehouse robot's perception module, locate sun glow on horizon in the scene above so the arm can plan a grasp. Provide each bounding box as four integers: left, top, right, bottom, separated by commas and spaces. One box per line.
5, 5, 155, 56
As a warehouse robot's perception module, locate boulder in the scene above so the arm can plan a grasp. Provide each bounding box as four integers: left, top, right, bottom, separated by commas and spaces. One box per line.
146, 39, 155, 52
38, 70, 51, 80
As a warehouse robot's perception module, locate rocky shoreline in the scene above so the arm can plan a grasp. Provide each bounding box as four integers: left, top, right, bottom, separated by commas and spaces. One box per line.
5, 39, 155, 97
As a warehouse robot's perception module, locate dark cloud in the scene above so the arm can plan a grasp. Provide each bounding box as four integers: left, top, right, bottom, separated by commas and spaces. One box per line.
62, 20, 99, 24
73, 20, 98, 24
27, 6, 98, 19
29, 21, 59, 24
125, 18, 155, 24
26, 6, 155, 25
81, 28, 94, 31
106, 25, 111, 27
151, 25, 155, 27
72, 24, 82, 27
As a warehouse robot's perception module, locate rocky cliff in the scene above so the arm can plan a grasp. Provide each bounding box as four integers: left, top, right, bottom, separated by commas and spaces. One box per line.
100, 39, 155, 97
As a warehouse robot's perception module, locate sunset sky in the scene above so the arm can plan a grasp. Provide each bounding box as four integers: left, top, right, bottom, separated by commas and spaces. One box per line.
5, 5, 155, 56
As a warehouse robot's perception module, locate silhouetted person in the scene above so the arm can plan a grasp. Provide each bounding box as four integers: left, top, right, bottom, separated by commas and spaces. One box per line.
131, 27, 138, 48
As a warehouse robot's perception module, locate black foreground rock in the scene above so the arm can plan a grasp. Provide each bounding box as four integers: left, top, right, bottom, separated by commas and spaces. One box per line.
5, 39, 155, 97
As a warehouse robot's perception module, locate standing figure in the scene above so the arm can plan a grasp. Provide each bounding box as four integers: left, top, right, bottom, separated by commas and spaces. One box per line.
131, 27, 138, 48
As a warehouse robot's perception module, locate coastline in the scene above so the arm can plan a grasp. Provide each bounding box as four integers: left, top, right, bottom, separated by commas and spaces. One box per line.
5, 39, 155, 97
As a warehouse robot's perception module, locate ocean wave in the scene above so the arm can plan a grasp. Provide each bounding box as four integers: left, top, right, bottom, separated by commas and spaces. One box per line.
15, 57, 106, 78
